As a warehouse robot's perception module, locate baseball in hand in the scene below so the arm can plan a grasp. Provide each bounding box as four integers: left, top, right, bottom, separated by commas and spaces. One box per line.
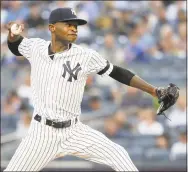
10, 23, 24, 35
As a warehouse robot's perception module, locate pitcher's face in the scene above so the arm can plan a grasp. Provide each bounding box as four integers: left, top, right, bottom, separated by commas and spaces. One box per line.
49, 21, 78, 43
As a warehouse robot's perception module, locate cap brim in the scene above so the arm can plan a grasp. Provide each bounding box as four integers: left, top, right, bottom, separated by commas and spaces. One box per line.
62, 18, 87, 25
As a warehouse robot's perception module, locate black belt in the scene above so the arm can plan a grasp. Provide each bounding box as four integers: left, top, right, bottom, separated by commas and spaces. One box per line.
34, 114, 78, 129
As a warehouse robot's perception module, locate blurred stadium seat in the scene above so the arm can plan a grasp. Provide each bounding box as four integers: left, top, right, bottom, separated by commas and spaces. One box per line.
131, 135, 156, 148
144, 148, 170, 160
126, 147, 144, 161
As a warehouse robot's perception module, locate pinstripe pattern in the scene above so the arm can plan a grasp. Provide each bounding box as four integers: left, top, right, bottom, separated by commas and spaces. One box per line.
5, 120, 138, 171
64, 123, 138, 171
18, 38, 113, 120
5, 121, 60, 171
17, 38, 113, 120
5, 37, 138, 171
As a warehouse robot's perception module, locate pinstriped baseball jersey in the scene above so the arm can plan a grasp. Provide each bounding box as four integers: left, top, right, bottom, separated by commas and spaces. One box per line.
18, 38, 113, 121
5, 37, 138, 172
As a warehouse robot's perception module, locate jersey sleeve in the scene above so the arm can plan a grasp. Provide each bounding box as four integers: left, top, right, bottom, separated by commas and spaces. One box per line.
87, 50, 113, 76
18, 37, 41, 58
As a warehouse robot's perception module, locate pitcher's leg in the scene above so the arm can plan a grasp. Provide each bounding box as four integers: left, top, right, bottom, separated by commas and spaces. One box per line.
4, 121, 59, 171
66, 123, 138, 171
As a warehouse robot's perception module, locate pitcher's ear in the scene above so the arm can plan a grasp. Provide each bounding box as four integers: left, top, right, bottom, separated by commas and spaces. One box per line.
49, 24, 55, 32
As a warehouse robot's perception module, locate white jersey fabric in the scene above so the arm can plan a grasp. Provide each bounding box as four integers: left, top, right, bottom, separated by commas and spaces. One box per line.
18, 38, 113, 120
5, 37, 138, 172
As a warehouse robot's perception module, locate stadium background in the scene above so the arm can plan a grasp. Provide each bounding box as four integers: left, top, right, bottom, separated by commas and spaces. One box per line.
1, 1, 186, 171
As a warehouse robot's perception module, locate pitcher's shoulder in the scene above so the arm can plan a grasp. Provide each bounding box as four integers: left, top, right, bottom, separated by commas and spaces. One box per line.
22, 38, 47, 47
34, 38, 48, 45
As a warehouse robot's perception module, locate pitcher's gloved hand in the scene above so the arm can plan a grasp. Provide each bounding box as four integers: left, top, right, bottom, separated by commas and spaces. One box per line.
156, 83, 179, 116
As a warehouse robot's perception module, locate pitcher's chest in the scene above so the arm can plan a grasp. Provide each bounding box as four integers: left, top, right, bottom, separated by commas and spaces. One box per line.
31, 56, 88, 83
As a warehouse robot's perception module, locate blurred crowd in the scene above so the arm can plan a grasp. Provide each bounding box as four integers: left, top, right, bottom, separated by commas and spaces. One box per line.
1, 1, 186, 163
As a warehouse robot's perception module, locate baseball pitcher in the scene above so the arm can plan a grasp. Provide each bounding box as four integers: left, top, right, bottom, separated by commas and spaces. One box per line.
5, 8, 179, 171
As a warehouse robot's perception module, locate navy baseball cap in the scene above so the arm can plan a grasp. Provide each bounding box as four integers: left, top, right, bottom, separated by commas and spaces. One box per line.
49, 8, 87, 25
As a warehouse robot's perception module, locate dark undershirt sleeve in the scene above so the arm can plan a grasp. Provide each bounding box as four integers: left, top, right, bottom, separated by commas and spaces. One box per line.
7, 36, 24, 56
108, 65, 135, 86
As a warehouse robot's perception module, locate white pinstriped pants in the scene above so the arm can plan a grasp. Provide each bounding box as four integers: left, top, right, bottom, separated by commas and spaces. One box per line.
4, 118, 138, 171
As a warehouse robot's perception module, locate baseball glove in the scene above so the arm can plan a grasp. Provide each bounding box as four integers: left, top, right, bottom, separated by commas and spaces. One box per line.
156, 83, 179, 117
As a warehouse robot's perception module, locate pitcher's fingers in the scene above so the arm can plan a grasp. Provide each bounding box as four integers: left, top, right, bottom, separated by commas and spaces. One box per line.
17, 25, 23, 33
6, 21, 15, 30
10, 23, 18, 32
21, 24, 25, 30
11, 24, 22, 35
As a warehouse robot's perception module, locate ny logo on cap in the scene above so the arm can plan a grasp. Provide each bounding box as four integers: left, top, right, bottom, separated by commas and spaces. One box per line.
71, 9, 76, 15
